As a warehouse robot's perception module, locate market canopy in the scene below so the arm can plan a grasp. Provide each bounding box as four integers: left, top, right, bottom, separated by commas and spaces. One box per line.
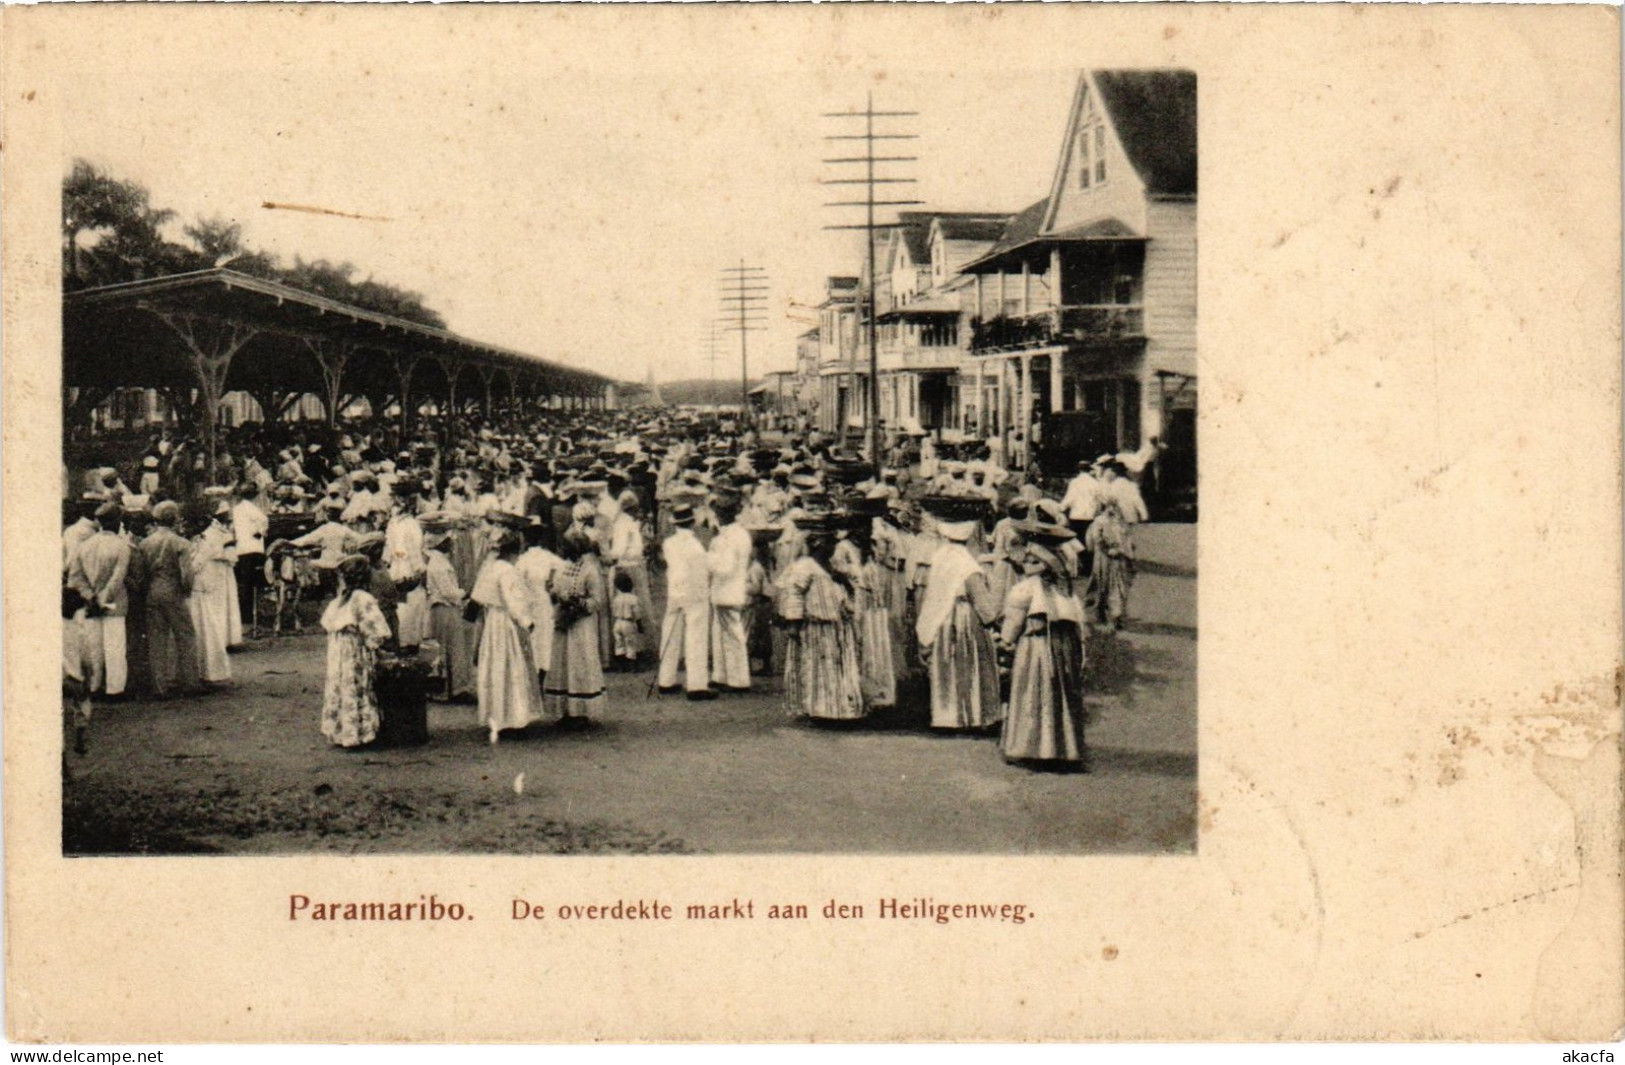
64, 268, 617, 443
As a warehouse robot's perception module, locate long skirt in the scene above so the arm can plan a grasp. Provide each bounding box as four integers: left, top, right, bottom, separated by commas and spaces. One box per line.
476, 609, 545, 731
784, 618, 866, 720
1093, 554, 1133, 626
546, 616, 603, 719
320, 631, 379, 748
988, 559, 1020, 616
397, 587, 429, 648
224, 567, 243, 647
925, 601, 1002, 729
190, 584, 234, 683
857, 604, 896, 708
1000, 622, 1086, 763
431, 602, 477, 698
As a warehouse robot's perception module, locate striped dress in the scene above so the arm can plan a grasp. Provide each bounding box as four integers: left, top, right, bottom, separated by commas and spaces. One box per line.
778, 556, 866, 720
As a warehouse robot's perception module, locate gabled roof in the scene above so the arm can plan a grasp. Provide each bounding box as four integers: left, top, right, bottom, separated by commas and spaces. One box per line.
1092, 69, 1197, 197
960, 198, 1049, 272
888, 212, 934, 263
934, 216, 1010, 243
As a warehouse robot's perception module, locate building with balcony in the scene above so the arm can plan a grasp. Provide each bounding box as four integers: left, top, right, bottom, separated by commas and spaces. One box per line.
814, 275, 863, 433
959, 69, 1196, 481
873, 212, 1010, 436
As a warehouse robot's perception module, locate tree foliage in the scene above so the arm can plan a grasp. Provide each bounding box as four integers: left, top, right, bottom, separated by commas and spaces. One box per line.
62, 159, 445, 328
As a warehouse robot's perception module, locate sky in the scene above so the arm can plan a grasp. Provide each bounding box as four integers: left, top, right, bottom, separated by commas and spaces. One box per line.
59, 16, 1079, 385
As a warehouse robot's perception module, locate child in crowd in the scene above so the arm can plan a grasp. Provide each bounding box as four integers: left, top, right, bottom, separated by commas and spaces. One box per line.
610, 568, 642, 667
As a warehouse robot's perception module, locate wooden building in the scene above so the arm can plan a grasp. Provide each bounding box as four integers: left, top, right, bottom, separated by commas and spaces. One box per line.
959, 69, 1196, 480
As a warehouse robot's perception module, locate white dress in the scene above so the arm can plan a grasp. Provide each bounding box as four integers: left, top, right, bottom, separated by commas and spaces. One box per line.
470, 558, 549, 732
514, 547, 563, 669
188, 524, 236, 682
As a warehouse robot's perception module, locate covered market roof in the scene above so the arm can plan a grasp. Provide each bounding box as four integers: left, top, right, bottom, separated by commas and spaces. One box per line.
64, 268, 615, 401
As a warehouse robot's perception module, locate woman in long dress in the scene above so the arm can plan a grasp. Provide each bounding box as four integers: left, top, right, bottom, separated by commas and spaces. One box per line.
188, 507, 236, 684
779, 527, 866, 721
424, 527, 476, 700
1085, 501, 1136, 630
319, 555, 394, 748
831, 525, 895, 710
545, 528, 605, 723
998, 538, 1087, 768
916, 517, 1002, 731
469, 529, 546, 743
515, 518, 563, 693
986, 499, 1030, 612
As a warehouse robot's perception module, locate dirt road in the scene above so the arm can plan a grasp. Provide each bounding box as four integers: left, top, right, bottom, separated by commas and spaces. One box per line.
63, 524, 1196, 856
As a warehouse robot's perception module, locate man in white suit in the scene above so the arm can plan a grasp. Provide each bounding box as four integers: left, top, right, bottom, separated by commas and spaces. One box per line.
706, 493, 753, 692
66, 502, 132, 698
657, 503, 714, 700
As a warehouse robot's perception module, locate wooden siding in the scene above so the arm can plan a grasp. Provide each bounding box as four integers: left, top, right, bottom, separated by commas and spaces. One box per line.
1141, 199, 1197, 381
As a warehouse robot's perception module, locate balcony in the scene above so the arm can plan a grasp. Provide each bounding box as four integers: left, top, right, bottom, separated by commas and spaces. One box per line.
970, 304, 1144, 354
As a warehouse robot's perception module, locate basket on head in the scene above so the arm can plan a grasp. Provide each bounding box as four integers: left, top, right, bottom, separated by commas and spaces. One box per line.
920, 494, 990, 524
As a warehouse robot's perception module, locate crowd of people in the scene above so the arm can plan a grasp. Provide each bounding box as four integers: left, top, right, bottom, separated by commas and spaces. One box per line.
62, 406, 1153, 773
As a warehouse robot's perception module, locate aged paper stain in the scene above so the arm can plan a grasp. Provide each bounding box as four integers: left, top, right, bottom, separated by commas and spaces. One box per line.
260, 201, 392, 223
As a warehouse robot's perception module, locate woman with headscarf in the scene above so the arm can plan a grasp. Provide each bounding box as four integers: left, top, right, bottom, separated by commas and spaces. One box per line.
318, 554, 394, 749
777, 520, 866, 721
188, 503, 237, 684
424, 522, 476, 701
469, 528, 546, 743
845, 521, 896, 711
1086, 499, 1136, 631
998, 531, 1088, 769
915, 513, 1002, 732
986, 499, 1030, 613
140, 501, 201, 698
564, 498, 613, 668
515, 518, 562, 692
545, 527, 605, 724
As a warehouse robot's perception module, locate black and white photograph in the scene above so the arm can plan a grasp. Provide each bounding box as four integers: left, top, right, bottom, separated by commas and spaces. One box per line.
58, 64, 1196, 856
10, 3, 1620, 1047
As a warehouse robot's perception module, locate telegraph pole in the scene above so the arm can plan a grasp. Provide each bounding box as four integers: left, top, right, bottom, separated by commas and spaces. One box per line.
719, 263, 768, 423
823, 92, 920, 475
705, 322, 719, 411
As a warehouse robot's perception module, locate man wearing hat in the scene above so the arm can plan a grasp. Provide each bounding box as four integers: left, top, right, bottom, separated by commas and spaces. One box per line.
138, 501, 201, 698
304, 441, 331, 486
706, 492, 753, 692
341, 470, 379, 524
232, 481, 269, 634
138, 454, 162, 497
63, 496, 100, 574
657, 503, 714, 699
1059, 457, 1107, 572
66, 501, 133, 699
1098, 459, 1149, 525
